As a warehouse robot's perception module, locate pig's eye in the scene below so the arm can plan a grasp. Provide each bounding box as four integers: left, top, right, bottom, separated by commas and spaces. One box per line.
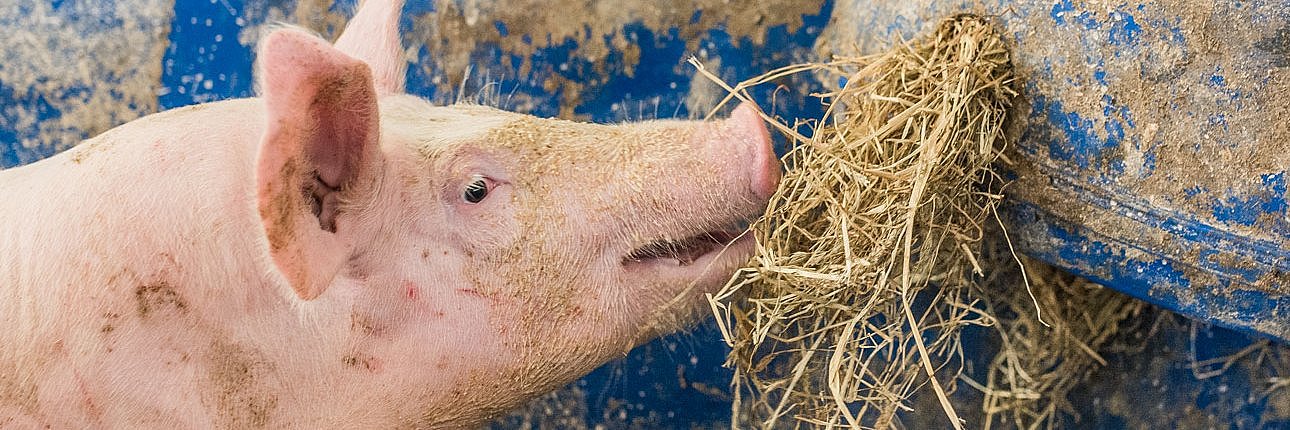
463, 176, 489, 203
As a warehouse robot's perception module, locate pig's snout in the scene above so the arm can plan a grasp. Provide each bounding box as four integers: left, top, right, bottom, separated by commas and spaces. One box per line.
713, 103, 780, 199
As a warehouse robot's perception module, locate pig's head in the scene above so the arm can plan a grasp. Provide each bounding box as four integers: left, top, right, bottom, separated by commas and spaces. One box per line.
250, 5, 776, 422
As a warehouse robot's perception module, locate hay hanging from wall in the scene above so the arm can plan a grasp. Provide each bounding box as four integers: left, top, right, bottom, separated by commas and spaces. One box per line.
698, 15, 1018, 428
972, 254, 1145, 428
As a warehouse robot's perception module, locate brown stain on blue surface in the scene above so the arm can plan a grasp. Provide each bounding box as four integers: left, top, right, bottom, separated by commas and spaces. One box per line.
818, 0, 1290, 339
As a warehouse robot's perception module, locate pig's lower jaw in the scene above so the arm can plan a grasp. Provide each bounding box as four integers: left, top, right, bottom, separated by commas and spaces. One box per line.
621, 225, 746, 268
618, 230, 757, 346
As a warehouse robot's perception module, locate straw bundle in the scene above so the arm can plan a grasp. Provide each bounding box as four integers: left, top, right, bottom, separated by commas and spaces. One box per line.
700, 15, 1018, 428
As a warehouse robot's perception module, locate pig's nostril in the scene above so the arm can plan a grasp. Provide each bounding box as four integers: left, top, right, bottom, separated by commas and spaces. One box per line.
724, 103, 780, 199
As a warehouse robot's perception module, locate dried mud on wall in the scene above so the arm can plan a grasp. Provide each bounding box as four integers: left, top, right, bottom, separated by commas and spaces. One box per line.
0, 0, 174, 167
818, 0, 1288, 244
226, 0, 827, 119
409, 0, 826, 118
813, 1, 1289, 326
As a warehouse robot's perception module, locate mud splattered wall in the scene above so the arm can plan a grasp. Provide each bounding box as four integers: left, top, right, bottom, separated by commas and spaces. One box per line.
817, 0, 1289, 339
161, 0, 830, 119
2, 0, 828, 170
0, 0, 173, 167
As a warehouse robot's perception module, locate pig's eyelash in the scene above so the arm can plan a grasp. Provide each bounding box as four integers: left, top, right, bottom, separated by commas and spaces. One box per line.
462, 175, 489, 203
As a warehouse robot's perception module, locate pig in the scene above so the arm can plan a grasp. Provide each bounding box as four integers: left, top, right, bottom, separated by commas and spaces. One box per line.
0, 0, 778, 428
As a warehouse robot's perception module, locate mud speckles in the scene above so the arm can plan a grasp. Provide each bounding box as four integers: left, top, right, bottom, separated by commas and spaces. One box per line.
349, 312, 386, 337
454, 288, 490, 301
205, 339, 279, 429
134, 282, 188, 318
69, 135, 114, 165
341, 352, 384, 373
0, 369, 39, 420
99, 312, 121, 334
263, 156, 302, 254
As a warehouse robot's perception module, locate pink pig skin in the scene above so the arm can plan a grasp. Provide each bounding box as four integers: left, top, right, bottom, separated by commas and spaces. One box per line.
0, 1, 778, 428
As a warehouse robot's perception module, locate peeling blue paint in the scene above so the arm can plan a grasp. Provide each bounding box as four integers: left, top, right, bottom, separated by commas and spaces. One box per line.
999, 0, 1288, 345
1168, 24, 1187, 44
1050, 0, 1074, 24
1209, 113, 1230, 132
1052, 226, 1182, 297
1093, 65, 1108, 85
1030, 94, 1130, 175
1006, 196, 1289, 342
1051, 0, 1103, 31
1051, 0, 1091, 29
1108, 10, 1142, 45
1210, 72, 1226, 87
1140, 150, 1156, 176
1212, 172, 1287, 227
1102, 94, 1137, 128
1037, 96, 1103, 169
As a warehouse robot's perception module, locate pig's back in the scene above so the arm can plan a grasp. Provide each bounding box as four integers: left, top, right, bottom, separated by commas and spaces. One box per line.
0, 99, 277, 420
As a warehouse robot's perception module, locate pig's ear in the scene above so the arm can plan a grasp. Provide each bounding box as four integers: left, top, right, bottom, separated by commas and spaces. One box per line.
334, 0, 407, 95
256, 28, 380, 300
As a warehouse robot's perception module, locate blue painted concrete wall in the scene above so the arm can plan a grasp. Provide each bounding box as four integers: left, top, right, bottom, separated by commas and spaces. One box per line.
1, 0, 1287, 427
817, 0, 1289, 342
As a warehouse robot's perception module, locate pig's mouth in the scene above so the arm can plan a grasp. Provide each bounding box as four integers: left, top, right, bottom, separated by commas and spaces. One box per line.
622, 227, 745, 267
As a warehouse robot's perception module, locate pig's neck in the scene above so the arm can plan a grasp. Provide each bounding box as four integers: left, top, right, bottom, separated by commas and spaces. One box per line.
0, 99, 337, 424
0, 99, 275, 328
5, 99, 278, 295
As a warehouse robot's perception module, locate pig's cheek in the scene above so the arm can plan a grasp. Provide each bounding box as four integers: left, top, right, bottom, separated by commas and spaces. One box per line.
456, 267, 514, 321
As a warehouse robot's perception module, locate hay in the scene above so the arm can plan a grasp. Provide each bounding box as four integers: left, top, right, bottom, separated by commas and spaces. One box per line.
699, 15, 1018, 428
970, 254, 1145, 429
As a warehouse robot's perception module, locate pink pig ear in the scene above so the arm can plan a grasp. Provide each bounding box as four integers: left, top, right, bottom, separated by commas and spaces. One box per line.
256, 28, 380, 300
334, 0, 407, 95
